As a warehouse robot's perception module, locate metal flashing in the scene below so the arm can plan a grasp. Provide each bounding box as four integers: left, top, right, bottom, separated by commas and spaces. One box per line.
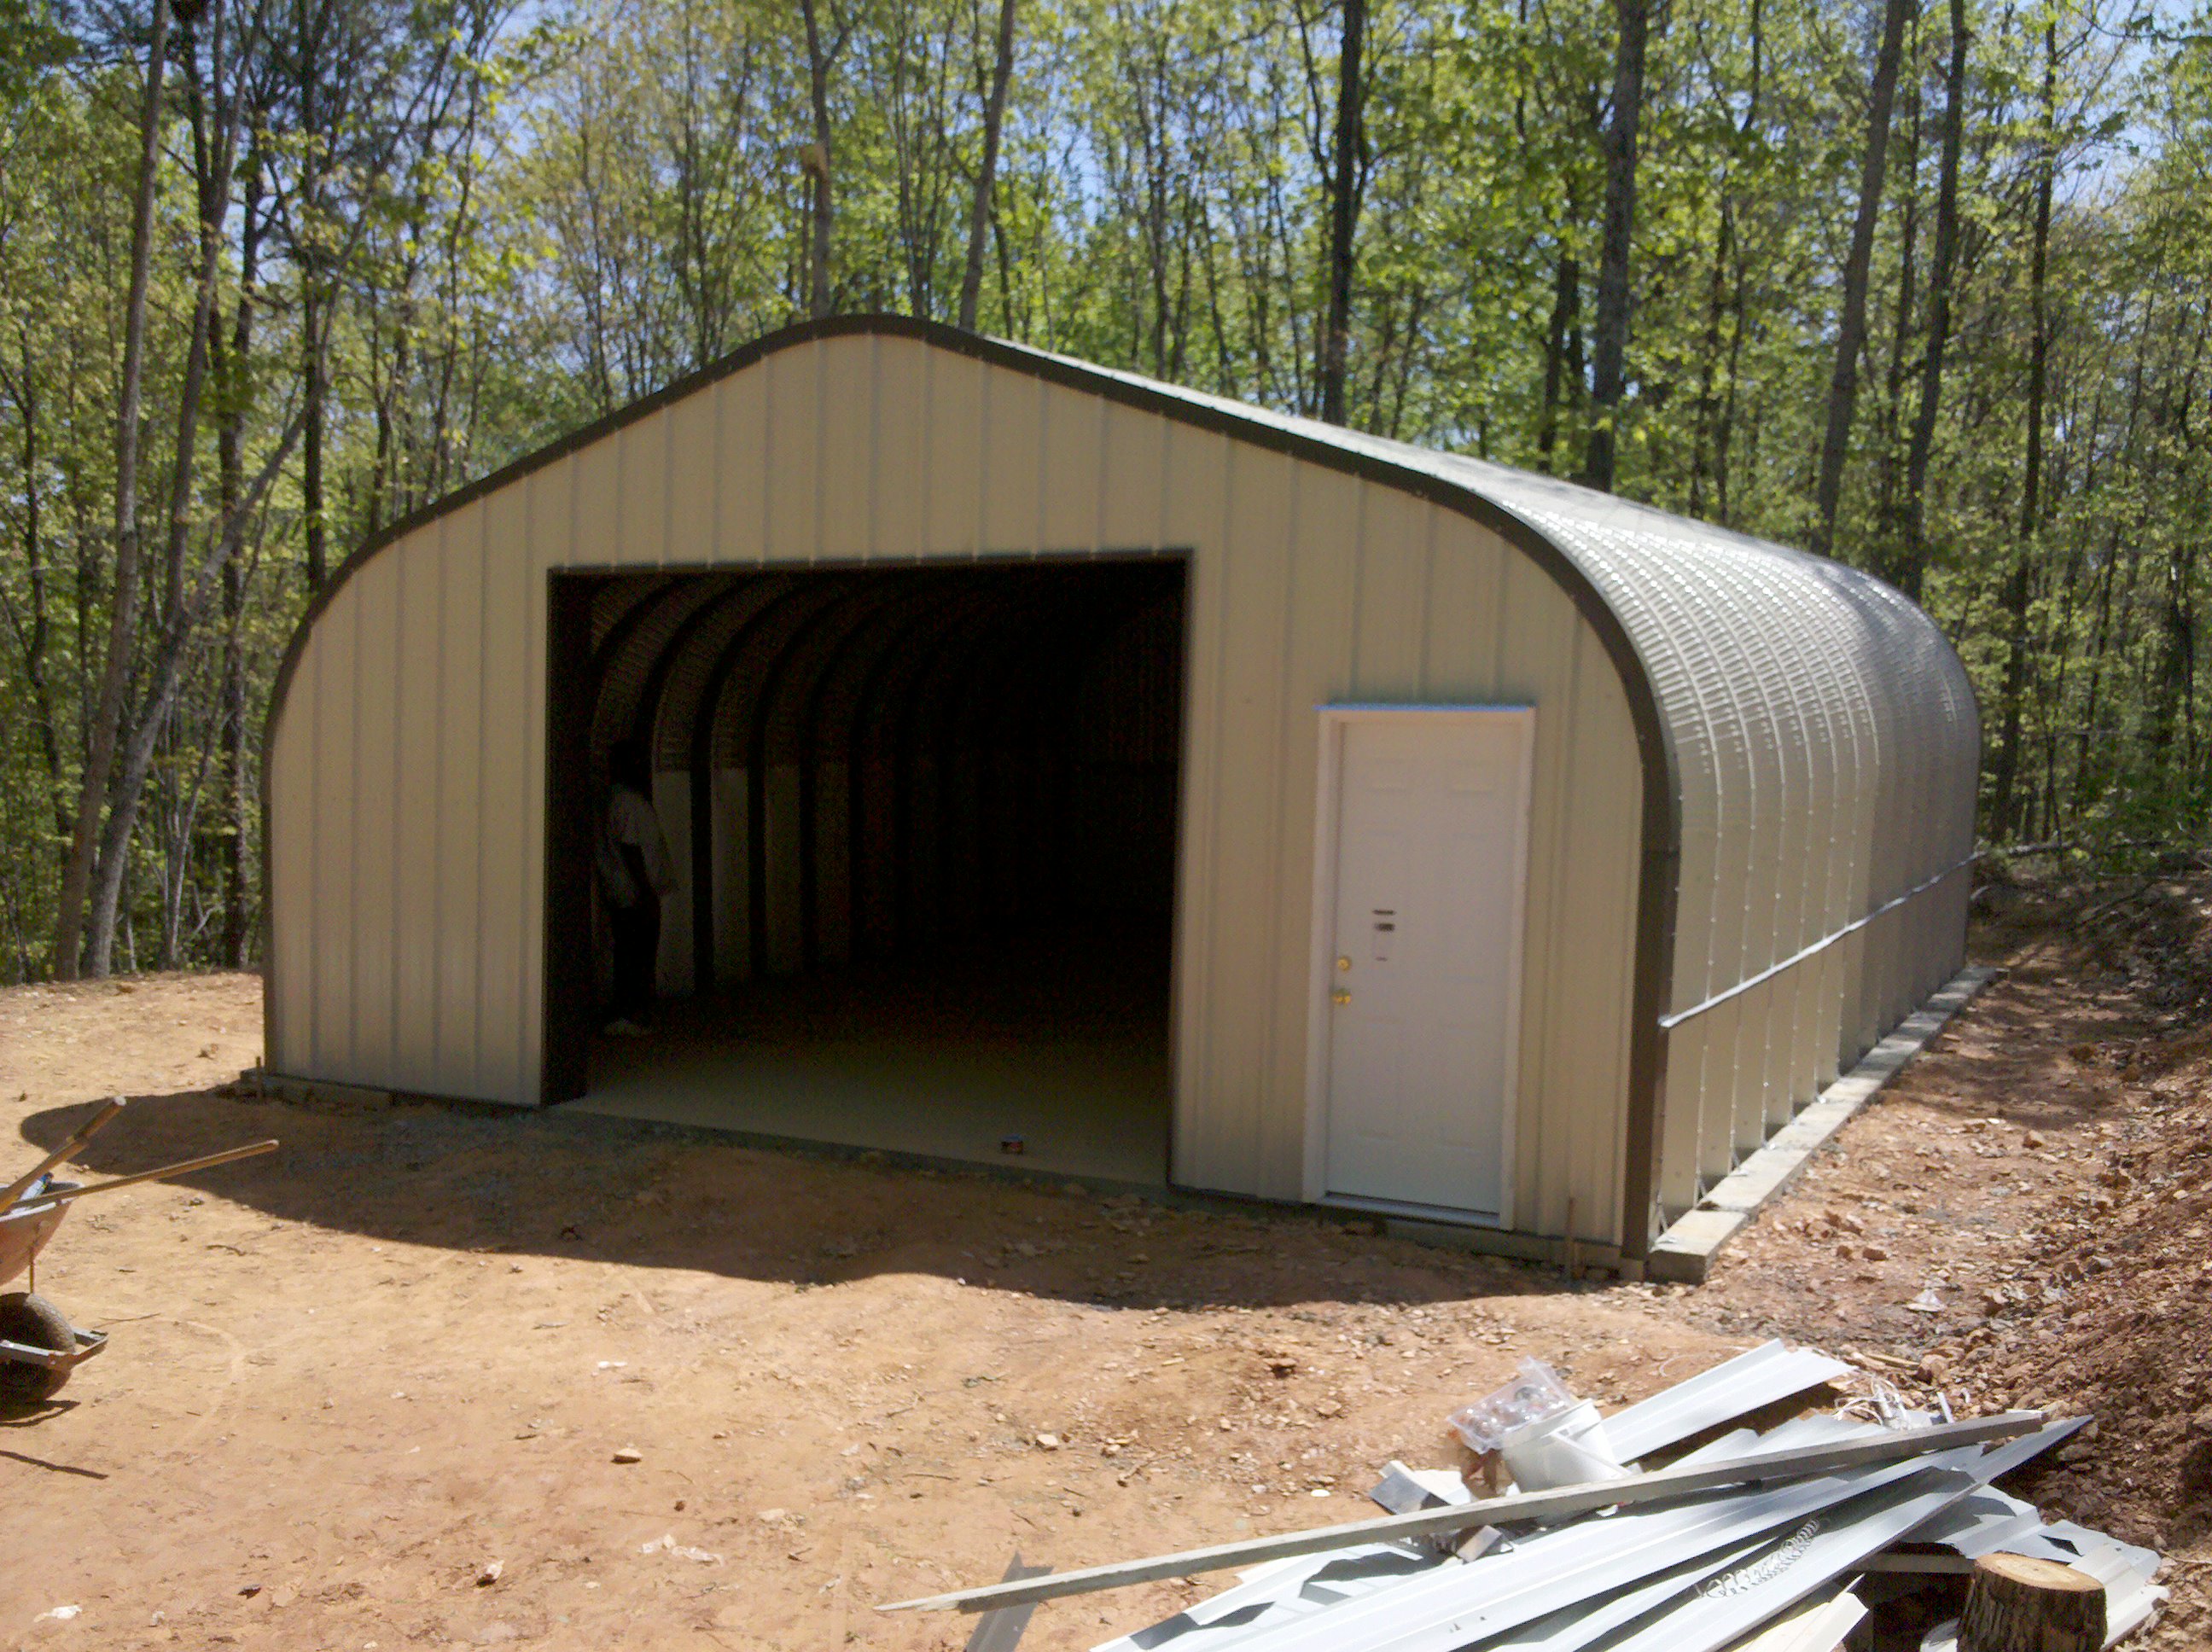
1212, 1456, 1969, 1652
1604, 1341, 1853, 1463
1596, 1469, 1979, 1652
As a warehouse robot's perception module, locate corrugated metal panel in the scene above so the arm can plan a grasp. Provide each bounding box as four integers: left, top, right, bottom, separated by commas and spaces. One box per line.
480, 471, 535, 1105
1412, 469, 1977, 1220
265, 319, 1975, 1251
434, 507, 484, 1089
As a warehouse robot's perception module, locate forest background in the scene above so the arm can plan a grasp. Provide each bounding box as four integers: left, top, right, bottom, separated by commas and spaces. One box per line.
0, 0, 2206, 981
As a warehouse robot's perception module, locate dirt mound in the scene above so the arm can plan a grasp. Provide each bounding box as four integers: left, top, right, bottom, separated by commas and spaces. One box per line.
1951, 870, 2212, 1643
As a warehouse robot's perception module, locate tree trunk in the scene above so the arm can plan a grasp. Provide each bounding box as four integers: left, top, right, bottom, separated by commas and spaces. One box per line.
303, 285, 328, 590
3, 335, 67, 847
1710, 222, 1753, 526
1812, 0, 1910, 556
83, 0, 252, 980
1988, 23, 2055, 841
55, 0, 171, 980
1875, 38, 1923, 536
161, 3, 229, 626
1318, 0, 1367, 427
84, 408, 306, 980
298, 0, 329, 590
958, 0, 1018, 333
1536, 251, 1580, 474
800, 0, 837, 320
218, 142, 265, 968
1896, 0, 1968, 600
1584, 0, 1650, 492
2146, 541, 2196, 791
1959, 1552, 2104, 1652
1687, 200, 1736, 519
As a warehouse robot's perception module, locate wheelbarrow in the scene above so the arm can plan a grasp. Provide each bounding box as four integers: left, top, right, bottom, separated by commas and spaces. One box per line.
2, 1097, 277, 1404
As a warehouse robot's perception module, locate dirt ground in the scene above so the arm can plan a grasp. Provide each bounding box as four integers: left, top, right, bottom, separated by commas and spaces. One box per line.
1, 883, 2205, 1650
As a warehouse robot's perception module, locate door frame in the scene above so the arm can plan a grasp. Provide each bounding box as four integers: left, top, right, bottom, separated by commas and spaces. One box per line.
1301, 704, 1536, 1224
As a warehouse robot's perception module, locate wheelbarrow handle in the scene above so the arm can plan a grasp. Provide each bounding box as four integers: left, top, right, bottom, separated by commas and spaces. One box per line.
1, 1096, 127, 1213
32, 1138, 279, 1207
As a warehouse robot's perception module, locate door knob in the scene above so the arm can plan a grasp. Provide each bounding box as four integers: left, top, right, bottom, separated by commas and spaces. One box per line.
1331, 988, 1353, 1005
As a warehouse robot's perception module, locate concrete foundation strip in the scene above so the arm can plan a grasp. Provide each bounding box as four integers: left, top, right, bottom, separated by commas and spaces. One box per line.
1648, 963, 2003, 1283
878, 1411, 2044, 1615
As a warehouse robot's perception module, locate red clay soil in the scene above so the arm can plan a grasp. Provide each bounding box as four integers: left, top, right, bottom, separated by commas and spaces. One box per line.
0, 875, 2206, 1649
0, 976, 1756, 1652
1693, 869, 2212, 1646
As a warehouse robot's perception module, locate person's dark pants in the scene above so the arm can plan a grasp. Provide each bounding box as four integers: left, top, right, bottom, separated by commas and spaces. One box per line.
608, 901, 660, 1024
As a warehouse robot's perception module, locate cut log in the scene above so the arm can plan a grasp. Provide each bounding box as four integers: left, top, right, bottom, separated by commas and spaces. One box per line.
1959, 1551, 2104, 1652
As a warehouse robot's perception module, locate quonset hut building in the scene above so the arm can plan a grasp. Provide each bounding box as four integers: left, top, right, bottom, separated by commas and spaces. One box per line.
262, 317, 1979, 1271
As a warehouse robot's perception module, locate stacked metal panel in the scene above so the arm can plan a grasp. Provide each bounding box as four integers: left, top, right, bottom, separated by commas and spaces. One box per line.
1095, 1343, 2163, 1652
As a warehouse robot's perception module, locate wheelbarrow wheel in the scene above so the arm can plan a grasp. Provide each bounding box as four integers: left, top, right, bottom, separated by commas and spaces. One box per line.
0, 1292, 77, 1404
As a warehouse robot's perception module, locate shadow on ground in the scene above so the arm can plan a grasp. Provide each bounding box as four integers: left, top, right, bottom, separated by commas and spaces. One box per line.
14, 1085, 1566, 1315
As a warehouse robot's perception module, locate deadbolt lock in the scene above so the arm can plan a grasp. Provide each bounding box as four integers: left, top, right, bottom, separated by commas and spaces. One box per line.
1331, 988, 1353, 1005
1336, 956, 1352, 972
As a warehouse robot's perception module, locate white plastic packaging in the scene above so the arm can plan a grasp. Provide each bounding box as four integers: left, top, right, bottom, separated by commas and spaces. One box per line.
1447, 1358, 1629, 1492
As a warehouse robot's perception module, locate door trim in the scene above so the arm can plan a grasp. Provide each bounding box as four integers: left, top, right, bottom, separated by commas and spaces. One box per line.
1301, 704, 1535, 1226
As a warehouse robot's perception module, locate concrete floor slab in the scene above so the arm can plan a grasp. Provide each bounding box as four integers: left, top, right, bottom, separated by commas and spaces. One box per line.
568, 930, 1173, 1184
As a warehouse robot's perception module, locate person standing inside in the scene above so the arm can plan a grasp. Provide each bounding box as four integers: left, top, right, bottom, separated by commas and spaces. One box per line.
597, 738, 676, 1036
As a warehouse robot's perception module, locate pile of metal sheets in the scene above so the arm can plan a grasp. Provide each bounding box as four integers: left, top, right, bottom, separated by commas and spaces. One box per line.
886, 1340, 2167, 1651
1084, 1341, 2165, 1652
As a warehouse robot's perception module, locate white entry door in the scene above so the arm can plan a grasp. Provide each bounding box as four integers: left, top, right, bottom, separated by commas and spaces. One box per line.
1316, 708, 1534, 1222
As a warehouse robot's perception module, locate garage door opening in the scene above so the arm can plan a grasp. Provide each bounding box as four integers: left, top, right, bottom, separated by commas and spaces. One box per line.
542, 558, 1187, 1183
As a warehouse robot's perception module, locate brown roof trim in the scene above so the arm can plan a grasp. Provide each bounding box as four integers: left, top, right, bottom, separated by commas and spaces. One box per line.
260, 312, 1681, 1257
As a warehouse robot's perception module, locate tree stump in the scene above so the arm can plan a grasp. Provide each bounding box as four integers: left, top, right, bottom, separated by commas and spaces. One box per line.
1958, 1551, 2104, 1652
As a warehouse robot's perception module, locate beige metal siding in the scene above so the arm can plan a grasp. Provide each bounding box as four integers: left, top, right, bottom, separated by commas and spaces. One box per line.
268, 331, 1649, 1242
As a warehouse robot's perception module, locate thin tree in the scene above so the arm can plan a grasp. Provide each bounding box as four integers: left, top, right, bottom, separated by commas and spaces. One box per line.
1535, 251, 1582, 474
214, 125, 268, 965
80, 0, 263, 977
1988, 18, 2058, 840
1895, 0, 1969, 599
54, 0, 171, 980
296, 0, 332, 590
1584, 0, 1650, 492
1812, 0, 1912, 556
1318, 0, 1367, 427
799, 0, 841, 320
958, 0, 1018, 333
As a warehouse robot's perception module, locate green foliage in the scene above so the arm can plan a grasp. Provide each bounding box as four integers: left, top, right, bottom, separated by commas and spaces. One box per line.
1, 0, 2208, 980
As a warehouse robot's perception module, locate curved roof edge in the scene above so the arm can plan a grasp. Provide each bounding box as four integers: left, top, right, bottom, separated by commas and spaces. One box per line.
266, 312, 1973, 1256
